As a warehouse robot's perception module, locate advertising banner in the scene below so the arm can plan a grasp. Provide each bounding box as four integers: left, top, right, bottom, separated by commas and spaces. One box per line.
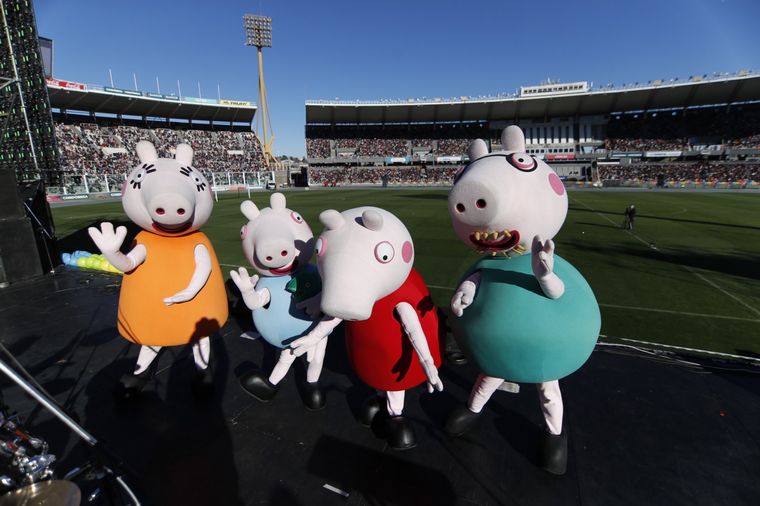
436, 156, 462, 163
46, 78, 86, 91
104, 87, 142, 97
219, 99, 252, 106
185, 96, 218, 104
385, 157, 410, 164
146, 92, 180, 101
644, 151, 682, 157
611, 152, 643, 158
545, 153, 576, 161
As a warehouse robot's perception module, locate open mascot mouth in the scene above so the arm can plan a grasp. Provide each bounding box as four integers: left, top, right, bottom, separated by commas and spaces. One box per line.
270, 258, 298, 275
152, 221, 192, 234
469, 228, 521, 252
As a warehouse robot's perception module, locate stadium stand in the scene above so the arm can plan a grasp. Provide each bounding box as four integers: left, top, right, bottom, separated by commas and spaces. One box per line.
304, 71, 760, 187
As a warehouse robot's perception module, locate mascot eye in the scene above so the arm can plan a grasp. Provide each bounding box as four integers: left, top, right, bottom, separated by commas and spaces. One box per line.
133, 169, 146, 181
290, 212, 304, 224
508, 153, 537, 172
193, 175, 202, 184
315, 237, 326, 257
374, 241, 395, 264
240, 225, 248, 240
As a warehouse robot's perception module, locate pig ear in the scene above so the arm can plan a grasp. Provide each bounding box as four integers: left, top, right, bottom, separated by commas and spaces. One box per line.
175, 143, 194, 166
467, 139, 489, 161
501, 125, 526, 152
361, 210, 383, 231
270, 192, 286, 210
320, 210, 345, 230
241, 200, 260, 221
136, 141, 158, 164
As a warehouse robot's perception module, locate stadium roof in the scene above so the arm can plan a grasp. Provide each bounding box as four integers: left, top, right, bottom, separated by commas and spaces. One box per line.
305, 71, 760, 125
47, 78, 256, 124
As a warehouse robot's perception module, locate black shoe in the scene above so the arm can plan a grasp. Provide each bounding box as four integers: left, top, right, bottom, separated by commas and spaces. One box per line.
358, 395, 384, 426
301, 381, 326, 411
444, 405, 481, 437
540, 430, 568, 475
114, 366, 153, 400
240, 371, 279, 402
384, 416, 417, 450
192, 367, 214, 398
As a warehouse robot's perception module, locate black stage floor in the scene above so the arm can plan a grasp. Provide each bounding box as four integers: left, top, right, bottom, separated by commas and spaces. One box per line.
1, 269, 759, 506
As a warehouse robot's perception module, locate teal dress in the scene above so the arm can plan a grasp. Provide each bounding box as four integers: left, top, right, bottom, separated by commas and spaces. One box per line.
252, 264, 321, 349
450, 254, 600, 383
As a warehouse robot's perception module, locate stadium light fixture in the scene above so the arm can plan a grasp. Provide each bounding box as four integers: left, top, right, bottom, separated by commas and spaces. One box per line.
243, 14, 272, 48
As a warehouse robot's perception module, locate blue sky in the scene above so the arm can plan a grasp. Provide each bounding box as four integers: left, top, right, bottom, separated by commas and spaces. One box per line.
35, 0, 760, 157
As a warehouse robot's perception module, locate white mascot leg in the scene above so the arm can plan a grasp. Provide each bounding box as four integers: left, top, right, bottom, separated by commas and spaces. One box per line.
445, 374, 505, 436
536, 380, 563, 435
305, 337, 328, 384
385, 390, 405, 417
190, 337, 214, 396
134, 345, 162, 374
537, 380, 568, 475
269, 349, 298, 385
191, 337, 211, 370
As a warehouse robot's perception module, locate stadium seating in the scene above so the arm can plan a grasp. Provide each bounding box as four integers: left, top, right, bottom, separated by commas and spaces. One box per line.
54, 120, 266, 175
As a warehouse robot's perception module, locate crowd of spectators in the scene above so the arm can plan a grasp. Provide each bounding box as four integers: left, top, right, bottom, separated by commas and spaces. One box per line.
309, 165, 460, 185
599, 162, 760, 184
54, 121, 266, 175
307, 137, 474, 158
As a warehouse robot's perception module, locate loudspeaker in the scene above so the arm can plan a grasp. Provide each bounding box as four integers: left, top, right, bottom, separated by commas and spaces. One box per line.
0, 170, 25, 218
18, 180, 59, 272
0, 216, 43, 285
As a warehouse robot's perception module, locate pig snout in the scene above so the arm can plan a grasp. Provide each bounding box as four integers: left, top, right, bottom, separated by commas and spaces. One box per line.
449, 178, 499, 225
147, 192, 194, 225
255, 237, 295, 268
320, 277, 374, 321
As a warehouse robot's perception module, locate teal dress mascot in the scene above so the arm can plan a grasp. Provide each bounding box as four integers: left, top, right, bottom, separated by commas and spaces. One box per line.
444, 126, 601, 475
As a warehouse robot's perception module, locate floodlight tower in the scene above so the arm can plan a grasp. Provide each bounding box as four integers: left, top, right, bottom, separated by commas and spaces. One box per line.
244, 14, 277, 167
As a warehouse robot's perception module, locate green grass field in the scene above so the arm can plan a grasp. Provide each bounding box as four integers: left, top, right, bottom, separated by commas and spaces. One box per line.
52, 188, 760, 357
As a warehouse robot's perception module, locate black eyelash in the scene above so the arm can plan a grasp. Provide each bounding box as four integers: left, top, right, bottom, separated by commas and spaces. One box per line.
196, 182, 206, 192
130, 180, 141, 190
180, 166, 192, 177
145, 167, 156, 174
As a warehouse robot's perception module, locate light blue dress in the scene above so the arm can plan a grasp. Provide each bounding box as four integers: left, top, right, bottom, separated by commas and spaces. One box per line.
252, 264, 320, 349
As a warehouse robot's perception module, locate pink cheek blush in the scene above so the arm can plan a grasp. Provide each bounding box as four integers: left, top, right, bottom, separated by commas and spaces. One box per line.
548, 173, 565, 196
402, 241, 413, 263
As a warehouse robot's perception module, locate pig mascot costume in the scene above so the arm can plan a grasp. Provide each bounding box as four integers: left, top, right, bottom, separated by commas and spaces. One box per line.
89, 141, 228, 398
230, 193, 330, 410
292, 207, 443, 450
445, 126, 600, 474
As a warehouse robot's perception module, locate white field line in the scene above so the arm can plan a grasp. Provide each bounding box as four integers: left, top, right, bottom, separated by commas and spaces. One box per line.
570, 196, 760, 317
606, 336, 760, 364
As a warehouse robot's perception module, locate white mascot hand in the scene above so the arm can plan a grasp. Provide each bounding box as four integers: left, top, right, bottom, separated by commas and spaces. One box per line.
422, 359, 444, 393
531, 235, 555, 279
163, 289, 196, 305
230, 267, 266, 310
450, 280, 477, 317
230, 267, 259, 295
88, 222, 127, 255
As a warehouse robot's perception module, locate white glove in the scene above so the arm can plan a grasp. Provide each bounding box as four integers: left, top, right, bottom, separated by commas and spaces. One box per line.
229, 267, 268, 310
531, 235, 555, 279
290, 317, 341, 357
88, 222, 127, 255
421, 358, 443, 393
163, 289, 196, 305
451, 280, 477, 317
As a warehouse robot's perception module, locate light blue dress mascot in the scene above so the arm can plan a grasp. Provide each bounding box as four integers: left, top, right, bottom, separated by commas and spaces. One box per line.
230, 193, 329, 410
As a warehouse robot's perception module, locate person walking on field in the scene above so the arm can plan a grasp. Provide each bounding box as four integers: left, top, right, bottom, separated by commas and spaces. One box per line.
623, 204, 636, 230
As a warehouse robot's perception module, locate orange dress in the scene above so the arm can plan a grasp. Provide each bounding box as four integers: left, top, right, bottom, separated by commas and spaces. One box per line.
117, 231, 228, 346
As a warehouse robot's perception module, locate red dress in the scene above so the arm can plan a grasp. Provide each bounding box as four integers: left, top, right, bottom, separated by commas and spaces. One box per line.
344, 269, 442, 391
